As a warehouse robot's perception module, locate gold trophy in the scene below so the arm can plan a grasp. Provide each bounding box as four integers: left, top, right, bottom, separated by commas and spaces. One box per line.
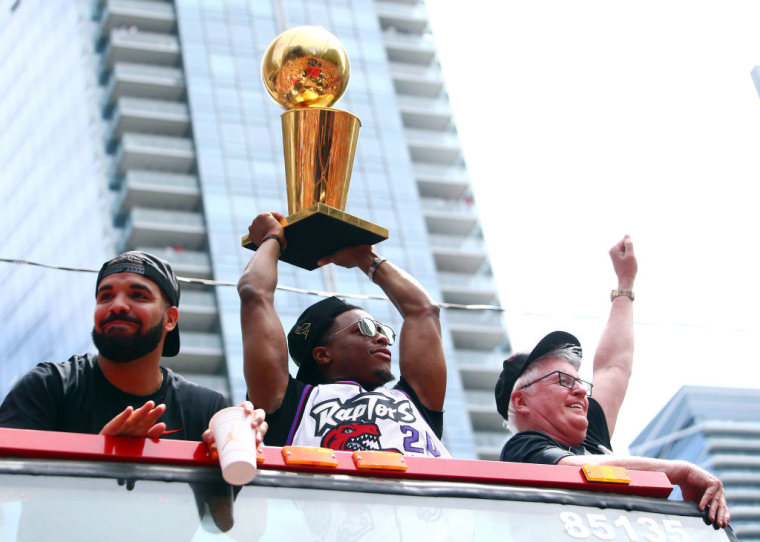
242, 26, 388, 270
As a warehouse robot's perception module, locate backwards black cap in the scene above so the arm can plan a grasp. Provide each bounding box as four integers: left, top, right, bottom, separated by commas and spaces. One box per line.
494, 331, 581, 420
96, 251, 181, 357
287, 296, 355, 385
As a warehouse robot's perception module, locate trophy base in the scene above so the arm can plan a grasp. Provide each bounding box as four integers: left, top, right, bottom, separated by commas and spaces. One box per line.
242, 203, 389, 270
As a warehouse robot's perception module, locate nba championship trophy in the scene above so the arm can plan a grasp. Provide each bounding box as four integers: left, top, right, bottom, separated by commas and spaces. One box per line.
242, 26, 388, 270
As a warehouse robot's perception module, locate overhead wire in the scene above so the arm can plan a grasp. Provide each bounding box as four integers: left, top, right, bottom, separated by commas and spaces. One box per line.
0, 256, 504, 312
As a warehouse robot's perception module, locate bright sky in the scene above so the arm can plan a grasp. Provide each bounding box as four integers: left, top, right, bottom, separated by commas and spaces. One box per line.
426, 1, 760, 452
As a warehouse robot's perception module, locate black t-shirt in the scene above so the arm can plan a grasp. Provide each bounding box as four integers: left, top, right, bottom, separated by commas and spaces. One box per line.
264, 376, 445, 447
0, 353, 228, 441
500, 397, 612, 464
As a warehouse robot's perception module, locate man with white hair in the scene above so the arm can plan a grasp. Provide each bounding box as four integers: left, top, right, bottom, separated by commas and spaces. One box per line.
494, 237, 730, 528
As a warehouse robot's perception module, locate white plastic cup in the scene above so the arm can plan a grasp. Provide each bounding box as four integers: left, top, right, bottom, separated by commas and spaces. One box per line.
209, 406, 257, 485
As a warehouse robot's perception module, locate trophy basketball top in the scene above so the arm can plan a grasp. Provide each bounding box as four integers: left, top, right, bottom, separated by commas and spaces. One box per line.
261, 26, 350, 110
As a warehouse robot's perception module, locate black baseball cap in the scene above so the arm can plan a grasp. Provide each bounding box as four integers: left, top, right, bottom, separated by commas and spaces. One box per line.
287, 296, 356, 385
494, 331, 582, 420
96, 251, 181, 357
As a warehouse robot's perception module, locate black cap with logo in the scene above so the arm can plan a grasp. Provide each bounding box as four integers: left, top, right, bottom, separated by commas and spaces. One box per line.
96, 251, 181, 357
287, 296, 356, 385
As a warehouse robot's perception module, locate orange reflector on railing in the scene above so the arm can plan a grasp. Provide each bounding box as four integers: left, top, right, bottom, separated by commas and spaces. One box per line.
256, 446, 265, 464
281, 446, 339, 467
581, 465, 631, 484
352, 450, 408, 471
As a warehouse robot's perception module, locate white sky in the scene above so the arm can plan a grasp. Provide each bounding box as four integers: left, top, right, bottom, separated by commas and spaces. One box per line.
426, 1, 760, 452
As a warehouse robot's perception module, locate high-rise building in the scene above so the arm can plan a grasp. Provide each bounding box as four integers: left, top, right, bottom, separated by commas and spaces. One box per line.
1, 0, 510, 459
630, 386, 760, 541
0, 1, 113, 394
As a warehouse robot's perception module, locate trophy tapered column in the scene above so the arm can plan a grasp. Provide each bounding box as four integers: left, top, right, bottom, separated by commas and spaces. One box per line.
282, 108, 359, 214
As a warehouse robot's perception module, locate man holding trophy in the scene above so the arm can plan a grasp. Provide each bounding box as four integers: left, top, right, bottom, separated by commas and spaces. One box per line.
239, 213, 449, 457
238, 28, 450, 457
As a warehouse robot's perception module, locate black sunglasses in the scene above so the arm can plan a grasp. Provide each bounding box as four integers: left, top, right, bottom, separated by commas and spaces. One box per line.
519, 370, 593, 397
326, 317, 396, 346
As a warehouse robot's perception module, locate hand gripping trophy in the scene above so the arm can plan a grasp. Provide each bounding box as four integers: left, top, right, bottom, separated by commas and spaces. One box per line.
242, 26, 388, 270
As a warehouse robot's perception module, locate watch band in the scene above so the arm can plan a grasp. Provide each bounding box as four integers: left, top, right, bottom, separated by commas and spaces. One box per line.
367, 257, 387, 281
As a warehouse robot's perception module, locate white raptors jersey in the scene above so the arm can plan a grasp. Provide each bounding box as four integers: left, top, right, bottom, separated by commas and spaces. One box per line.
288, 381, 451, 458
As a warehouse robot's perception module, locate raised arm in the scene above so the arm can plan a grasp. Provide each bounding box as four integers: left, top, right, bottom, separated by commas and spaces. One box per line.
318, 246, 446, 410
238, 213, 290, 413
592, 234, 637, 436
558, 454, 729, 528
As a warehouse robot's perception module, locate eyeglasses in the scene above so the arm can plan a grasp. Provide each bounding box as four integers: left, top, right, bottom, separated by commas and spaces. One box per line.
326, 317, 396, 346
519, 370, 593, 397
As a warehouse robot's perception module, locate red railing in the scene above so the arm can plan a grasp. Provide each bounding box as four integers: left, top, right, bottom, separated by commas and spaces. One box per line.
0, 427, 672, 498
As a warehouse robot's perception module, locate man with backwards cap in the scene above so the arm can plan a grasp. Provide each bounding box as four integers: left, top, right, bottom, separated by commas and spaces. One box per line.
238, 212, 450, 457
0, 251, 265, 444
494, 237, 730, 528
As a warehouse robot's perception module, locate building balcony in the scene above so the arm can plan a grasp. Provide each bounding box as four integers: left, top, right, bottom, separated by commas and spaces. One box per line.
112, 133, 195, 174
455, 348, 508, 368
382, 31, 436, 66
119, 207, 206, 251
709, 454, 760, 470
733, 523, 760, 541
404, 128, 461, 165
446, 310, 507, 351
706, 437, 760, 454
400, 108, 451, 131
727, 505, 760, 523
176, 289, 218, 331
165, 331, 224, 374
375, 1, 429, 35
413, 163, 470, 199
437, 270, 498, 306
727, 488, 760, 505
97, 0, 176, 35
101, 28, 180, 70
133, 246, 212, 280
397, 95, 452, 130
103, 62, 185, 104
473, 431, 508, 461
106, 97, 190, 140
458, 363, 503, 392
114, 170, 200, 213
436, 270, 496, 289
468, 404, 506, 433
390, 64, 444, 97
421, 198, 478, 236
429, 234, 487, 273
720, 472, 760, 487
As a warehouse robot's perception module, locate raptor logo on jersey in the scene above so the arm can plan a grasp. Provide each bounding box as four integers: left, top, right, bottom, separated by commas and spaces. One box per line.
321, 422, 401, 452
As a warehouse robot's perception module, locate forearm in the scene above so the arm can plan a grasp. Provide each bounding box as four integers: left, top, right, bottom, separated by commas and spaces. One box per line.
239, 242, 290, 413
238, 239, 280, 302
593, 298, 634, 377
369, 257, 438, 318
557, 453, 726, 522
371, 257, 445, 410
558, 453, 685, 479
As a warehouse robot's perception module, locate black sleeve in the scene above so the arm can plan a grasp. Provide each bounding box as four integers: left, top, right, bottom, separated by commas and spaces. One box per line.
262, 376, 309, 446
394, 378, 444, 439
0, 363, 62, 430
499, 431, 573, 465
585, 397, 612, 452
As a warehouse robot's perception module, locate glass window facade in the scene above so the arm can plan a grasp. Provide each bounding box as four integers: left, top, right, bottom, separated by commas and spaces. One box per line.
0, 0, 111, 397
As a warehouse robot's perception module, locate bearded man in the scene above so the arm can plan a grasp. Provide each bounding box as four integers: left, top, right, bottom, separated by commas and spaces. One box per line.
0, 251, 235, 441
